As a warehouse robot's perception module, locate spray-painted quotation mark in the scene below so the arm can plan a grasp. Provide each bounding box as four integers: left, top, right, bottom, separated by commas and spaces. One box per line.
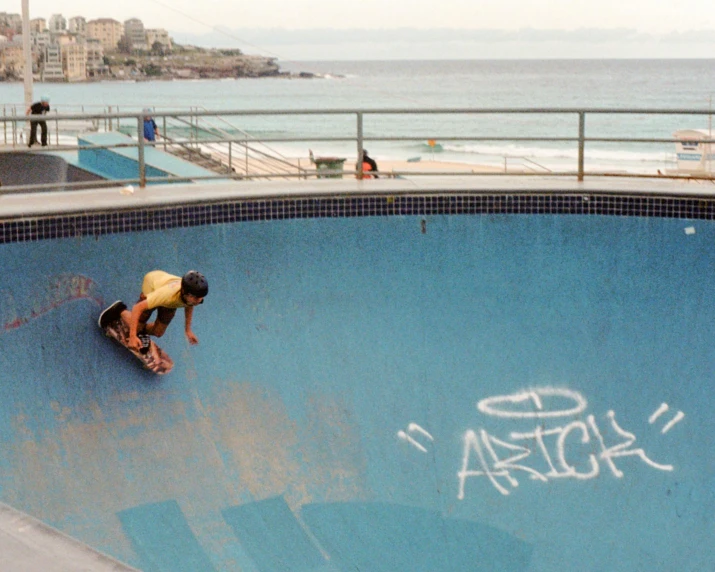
397, 423, 434, 453
649, 403, 685, 434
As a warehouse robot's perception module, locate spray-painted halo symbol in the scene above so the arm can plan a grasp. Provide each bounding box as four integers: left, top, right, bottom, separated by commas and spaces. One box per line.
477, 388, 587, 419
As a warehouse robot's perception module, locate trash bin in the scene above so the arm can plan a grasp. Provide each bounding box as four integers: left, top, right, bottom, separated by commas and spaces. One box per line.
313, 156, 346, 179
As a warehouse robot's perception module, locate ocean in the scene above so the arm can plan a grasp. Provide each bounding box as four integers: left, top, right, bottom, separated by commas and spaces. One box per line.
2, 59, 715, 173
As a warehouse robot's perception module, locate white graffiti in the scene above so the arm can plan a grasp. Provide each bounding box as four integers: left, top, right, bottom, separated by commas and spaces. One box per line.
455, 388, 682, 497
476, 388, 588, 419
397, 423, 434, 453
396, 387, 685, 498
649, 402, 685, 434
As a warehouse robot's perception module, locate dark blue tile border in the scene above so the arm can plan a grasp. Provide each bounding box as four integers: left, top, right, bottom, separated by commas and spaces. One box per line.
2, 193, 715, 244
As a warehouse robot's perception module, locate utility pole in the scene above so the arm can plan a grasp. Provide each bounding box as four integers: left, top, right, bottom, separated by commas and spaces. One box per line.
21, 0, 33, 109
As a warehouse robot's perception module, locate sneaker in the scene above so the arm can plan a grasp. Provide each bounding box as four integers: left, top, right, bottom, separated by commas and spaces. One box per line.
138, 334, 151, 355
98, 300, 127, 329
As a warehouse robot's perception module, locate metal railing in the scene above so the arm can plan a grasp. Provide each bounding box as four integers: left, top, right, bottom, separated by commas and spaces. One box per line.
1, 107, 714, 194
161, 110, 309, 179
504, 156, 552, 173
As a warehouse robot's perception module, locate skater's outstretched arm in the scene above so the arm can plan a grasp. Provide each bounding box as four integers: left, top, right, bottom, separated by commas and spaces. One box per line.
184, 306, 199, 345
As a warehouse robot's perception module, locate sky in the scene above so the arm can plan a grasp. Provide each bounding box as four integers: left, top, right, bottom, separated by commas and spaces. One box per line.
12, 0, 715, 59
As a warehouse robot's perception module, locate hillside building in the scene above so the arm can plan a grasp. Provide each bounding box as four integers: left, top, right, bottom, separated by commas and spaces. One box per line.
87, 18, 123, 52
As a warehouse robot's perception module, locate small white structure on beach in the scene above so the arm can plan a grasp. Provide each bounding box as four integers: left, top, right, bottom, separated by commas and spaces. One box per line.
672, 129, 714, 174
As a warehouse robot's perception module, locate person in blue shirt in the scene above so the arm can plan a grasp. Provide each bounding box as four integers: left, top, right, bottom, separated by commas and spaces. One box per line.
143, 108, 159, 142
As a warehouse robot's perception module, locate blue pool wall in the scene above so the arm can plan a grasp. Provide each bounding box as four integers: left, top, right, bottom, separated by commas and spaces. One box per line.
0, 192, 713, 571
77, 132, 219, 184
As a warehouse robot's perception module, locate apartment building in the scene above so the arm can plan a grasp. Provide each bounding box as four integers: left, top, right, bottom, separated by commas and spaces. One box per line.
68, 16, 86, 36
62, 42, 87, 81
48, 14, 67, 34
3, 14, 176, 81
124, 18, 147, 50
0, 12, 23, 33
32, 30, 52, 51
1, 41, 25, 76
30, 18, 46, 33
85, 38, 105, 75
54, 34, 76, 46
146, 28, 171, 51
86, 18, 123, 52
41, 44, 64, 81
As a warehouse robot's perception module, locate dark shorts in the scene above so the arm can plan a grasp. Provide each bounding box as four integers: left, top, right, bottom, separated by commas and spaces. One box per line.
137, 294, 176, 326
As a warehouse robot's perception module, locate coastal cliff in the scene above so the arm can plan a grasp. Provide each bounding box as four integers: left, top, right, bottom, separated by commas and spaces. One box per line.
104, 48, 284, 80
0, 45, 317, 82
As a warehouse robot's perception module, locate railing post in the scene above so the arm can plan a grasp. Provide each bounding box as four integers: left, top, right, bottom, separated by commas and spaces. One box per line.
137, 116, 146, 188
194, 109, 199, 148
108, 105, 113, 131
162, 116, 167, 152
577, 111, 585, 182
12, 106, 17, 147
191, 108, 198, 149
356, 111, 364, 178
228, 141, 232, 171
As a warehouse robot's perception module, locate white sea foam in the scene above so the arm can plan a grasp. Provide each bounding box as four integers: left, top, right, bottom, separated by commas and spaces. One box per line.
439, 142, 675, 164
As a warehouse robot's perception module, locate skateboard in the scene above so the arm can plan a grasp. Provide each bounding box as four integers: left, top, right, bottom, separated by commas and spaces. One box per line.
98, 300, 174, 375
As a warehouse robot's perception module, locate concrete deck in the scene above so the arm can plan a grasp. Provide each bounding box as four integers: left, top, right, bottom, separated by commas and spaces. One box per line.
1, 175, 714, 221
0, 503, 139, 571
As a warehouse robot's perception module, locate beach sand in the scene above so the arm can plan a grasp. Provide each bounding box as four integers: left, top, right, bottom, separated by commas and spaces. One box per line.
218, 151, 507, 179
368, 159, 502, 175
287, 156, 504, 177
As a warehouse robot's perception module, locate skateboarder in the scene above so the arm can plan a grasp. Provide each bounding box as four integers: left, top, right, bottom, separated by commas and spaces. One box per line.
122, 270, 209, 352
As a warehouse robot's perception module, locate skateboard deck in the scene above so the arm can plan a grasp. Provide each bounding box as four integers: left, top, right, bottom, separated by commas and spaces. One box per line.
98, 300, 174, 375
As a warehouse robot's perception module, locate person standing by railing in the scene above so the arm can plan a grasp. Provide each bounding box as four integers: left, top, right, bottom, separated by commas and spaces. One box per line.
26, 95, 50, 148
143, 108, 159, 142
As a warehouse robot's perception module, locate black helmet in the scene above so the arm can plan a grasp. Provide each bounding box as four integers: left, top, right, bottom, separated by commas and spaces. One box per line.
181, 270, 208, 297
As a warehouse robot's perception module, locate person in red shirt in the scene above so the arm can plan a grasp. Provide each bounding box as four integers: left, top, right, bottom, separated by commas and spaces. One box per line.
356, 149, 379, 179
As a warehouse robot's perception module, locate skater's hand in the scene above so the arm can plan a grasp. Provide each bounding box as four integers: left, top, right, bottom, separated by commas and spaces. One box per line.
186, 330, 199, 345
128, 334, 143, 351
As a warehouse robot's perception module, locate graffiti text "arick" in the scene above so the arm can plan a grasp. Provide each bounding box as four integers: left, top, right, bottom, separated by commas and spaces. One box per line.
457, 388, 683, 497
